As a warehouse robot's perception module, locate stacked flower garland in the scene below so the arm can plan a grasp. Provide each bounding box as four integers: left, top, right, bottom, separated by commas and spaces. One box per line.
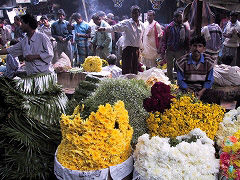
82, 56, 103, 72
220, 129, 240, 179
216, 107, 240, 147
133, 129, 219, 179
147, 95, 225, 139
143, 82, 174, 113
57, 101, 133, 171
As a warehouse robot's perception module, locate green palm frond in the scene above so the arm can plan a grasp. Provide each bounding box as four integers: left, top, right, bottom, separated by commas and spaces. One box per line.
14, 73, 58, 94
0, 75, 66, 180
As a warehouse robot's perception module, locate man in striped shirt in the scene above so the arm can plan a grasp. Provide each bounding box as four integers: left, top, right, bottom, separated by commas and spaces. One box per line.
176, 36, 215, 98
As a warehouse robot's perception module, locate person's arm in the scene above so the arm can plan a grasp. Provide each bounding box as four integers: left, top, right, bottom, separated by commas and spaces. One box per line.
160, 27, 168, 58
223, 26, 232, 38
0, 48, 9, 55
101, 31, 112, 49
6, 27, 12, 42
6, 55, 19, 70
76, 26, 91, 38
91, 30, 97, 45
203, 68, 214, 89
98, 20, 127, 33
6, 41, 23, 57
26, 34, 53, 63
51, 23, 63, 41
177, 69, 188, 90
38, 34, 54, 63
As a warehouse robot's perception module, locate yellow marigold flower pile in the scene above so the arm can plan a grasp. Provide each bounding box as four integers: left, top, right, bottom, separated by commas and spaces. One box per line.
57, 101, 133, 171
101, 59, 109, 67
147, 95, 225, 139
82, 56, 102, 72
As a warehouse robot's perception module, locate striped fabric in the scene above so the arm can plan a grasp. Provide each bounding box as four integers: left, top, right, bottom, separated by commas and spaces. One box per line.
176, 53, 214, 88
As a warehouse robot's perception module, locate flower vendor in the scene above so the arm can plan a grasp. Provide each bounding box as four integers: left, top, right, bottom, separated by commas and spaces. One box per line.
0, 14, 54, 76
175, 35, 215, 98
102, 54, 122, 78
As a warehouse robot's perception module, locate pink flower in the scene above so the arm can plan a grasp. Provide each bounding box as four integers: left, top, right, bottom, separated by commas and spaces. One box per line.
220, 152, 230, 171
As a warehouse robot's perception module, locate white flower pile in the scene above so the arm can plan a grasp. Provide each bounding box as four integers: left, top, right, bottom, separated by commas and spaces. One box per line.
216, 106, 240, 146
133, 129, 219, 180
137, 67, 171, 85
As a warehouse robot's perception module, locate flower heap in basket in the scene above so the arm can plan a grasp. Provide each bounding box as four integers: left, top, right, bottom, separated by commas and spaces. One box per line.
133, 129, 220, 179
82, 56, 108, 72
144, 82, 225, 139
57, 100, 133, 171
220, 129, 240, 180
216, 107, 240, 147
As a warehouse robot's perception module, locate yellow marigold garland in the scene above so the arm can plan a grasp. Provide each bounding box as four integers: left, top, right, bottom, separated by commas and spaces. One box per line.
82, 56, 102, 72
147, 95, 225, 139
57, 101, 133, 171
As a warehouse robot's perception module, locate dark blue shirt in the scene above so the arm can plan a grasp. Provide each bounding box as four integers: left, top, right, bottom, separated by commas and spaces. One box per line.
51, 20, 72, 41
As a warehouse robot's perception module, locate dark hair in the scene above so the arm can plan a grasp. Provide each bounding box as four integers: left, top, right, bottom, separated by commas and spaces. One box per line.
130, 5, 140, 13
14, 15, 21, 21
92, 14, 100, 20
72, 13, 82, 20
97, 11, 106, 18
190, 35, 206, 47
230, 11, 238, 17
40, 15, 48, 21
57, 9, 66, 16
21, 14, 38, 30
174, 11, 182, 18
107, 54, 117, 65
10, 39, 19, 46
147, 10, 155, 16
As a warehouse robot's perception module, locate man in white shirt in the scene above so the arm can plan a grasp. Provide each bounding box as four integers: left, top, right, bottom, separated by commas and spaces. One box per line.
0, 14, 54, 75
98, 5, 144, 74
222, 11, 240, 66
102, 54, 122, 78
142, 10, 163, 68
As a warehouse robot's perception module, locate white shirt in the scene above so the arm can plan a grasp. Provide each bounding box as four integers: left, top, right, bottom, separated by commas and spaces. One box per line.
223, 20, 240, 48
7, 31, 54, 75
105, 18, 144, 50
38, 25, 54, 41
142, 20, 162, 60
102, 65, 122, 78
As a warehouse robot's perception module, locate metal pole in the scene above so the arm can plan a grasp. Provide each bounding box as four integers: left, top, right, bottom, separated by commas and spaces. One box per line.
82, 0, 88, 22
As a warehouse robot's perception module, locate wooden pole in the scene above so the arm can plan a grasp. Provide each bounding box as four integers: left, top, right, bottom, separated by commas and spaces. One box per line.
82, 0, 88, 22
195, 0, 203, 36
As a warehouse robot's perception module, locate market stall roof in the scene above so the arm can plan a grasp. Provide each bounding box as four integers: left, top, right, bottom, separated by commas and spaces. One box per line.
0, 0, 16, 10
181, 0, 240, 12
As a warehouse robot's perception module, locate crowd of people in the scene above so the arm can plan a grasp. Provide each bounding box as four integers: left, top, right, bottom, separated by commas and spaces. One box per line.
0, 5, 239, 97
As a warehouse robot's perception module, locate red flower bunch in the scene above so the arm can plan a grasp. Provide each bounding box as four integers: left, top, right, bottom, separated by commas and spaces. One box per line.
143, 82, 174, 113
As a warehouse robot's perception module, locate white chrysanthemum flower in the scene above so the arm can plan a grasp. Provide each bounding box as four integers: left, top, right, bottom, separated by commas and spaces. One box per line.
133, 129, 218, 180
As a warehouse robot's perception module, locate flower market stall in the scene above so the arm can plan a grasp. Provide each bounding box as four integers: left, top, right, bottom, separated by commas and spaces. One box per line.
3, 58, 240, 180
55, 101, 134, 179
